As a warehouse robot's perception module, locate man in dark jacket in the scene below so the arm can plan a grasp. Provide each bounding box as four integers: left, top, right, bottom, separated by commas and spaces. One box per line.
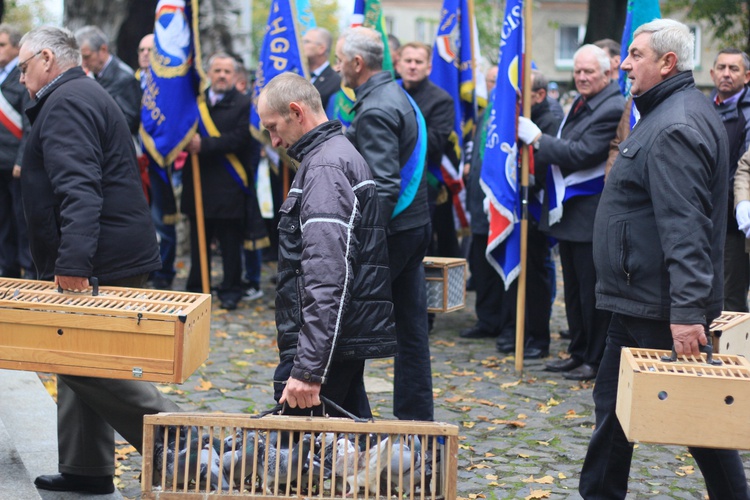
18, 26, 180, 495
258, 72, 396, 417
399, 41, 460, 259
518, 44, 625, 381
337, 27, 434, 421
75, 25, 141, 136
303, 27, 340, 114
709, 48, 750, 312
183, 53, 259, 310
0, 23, 33, 279
580, 19, 750, 499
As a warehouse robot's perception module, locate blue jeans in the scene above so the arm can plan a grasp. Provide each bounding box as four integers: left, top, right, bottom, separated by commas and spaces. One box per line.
388, 223, 433, 421
579, 313, 750, 499
148, 169, 176, 284
243, 248, 262, 288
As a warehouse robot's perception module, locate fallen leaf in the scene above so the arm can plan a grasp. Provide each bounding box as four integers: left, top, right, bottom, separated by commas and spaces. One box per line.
537, 440, 549, 446
434, 340, 455, 347
536, 475, 555, 484
484, 452, 496, 457
477, 415, 489, 422
490, 419, 527, 428
525, 489, 551, 499
485, 474, 498, 480
517, 413, 528, 419
242, 349, 255, 354
462, 421, 475, 429
547, 397, 560, 406
233, 360, 250, 367
445, 396, 463, 403
558, 472, 567, 479
195, 379, 213, 391
501, 380, 521, 389
156, 385, 173, 394
214, 331, 228, 339
518, 453, 530, 458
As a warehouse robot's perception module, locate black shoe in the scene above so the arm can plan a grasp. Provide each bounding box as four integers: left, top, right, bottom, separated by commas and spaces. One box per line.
544, 357, 582, 372
34, 473, 115, 494
523, 347, 549, 359
221, 299, 238, 311
559, 329, 572, 340
563, 363, 597, 381
460, 326, 496, 339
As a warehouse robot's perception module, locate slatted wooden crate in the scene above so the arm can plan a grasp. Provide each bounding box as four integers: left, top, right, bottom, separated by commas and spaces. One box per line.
616, 347, 750, 449
0, 278, 211, 383
423, 257, 466, 313
710, 311, 750, 358
142, 412, 459, 499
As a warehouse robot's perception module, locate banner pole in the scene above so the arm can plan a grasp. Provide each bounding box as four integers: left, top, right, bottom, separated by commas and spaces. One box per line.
515, 0, 533, 374
191, 153, 210, 294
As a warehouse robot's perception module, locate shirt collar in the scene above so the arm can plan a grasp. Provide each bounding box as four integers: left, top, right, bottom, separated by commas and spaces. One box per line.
310, 60, 330, 78
715, 91, 743, 106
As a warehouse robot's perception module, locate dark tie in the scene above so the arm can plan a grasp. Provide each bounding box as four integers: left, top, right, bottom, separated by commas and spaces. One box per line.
571, 96, 586, 117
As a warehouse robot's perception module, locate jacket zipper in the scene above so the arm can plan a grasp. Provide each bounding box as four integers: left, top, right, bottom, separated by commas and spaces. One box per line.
620, 222, 631, 285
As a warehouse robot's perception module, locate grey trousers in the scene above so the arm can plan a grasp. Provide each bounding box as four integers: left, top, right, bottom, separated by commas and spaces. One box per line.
54, 272, 181, 476
57, 375, 180, 475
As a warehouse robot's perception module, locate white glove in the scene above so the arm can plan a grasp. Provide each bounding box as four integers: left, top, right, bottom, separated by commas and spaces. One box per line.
517, 116, 542, 145
483, 196, 490, 215
737, 200, 750, 237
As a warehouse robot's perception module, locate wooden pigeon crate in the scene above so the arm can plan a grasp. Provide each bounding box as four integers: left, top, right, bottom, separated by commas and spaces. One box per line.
142, 412, 459, 499
0, 277, 211, 383
710, 311, 750, 358
616, 347, 750, 449
423, 257, 466, 313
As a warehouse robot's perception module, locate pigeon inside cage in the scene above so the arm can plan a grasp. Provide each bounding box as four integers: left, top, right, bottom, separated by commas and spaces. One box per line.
149, 423, 448, 498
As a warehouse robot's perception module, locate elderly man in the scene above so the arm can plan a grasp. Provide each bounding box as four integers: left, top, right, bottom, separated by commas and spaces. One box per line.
257, 72, 395, 417
74, 25, 141, 136
518, 44, 625, 381
579, 19, 750, 499
335, 27, 434, 421
0, 23, 33, 280
302, 27, 340, 113
18, 26, 180, 495
182, 53, 258, 310
710, 48, 750, 312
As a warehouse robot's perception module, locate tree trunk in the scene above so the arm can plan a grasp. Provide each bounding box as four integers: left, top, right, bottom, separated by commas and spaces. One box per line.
583, 0, 629, 45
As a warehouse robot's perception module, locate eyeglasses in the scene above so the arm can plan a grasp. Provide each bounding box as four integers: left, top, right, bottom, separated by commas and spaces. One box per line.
19, 50, 42, 75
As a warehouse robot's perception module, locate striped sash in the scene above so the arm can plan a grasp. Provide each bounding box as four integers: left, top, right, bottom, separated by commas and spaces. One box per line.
197, 99, 249, 194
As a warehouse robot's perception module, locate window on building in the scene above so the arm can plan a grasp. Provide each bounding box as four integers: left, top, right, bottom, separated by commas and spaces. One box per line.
689, 25, 702, 68
385, 16, 395, 36
415, 17, 439, 45
556, 25, 585, 68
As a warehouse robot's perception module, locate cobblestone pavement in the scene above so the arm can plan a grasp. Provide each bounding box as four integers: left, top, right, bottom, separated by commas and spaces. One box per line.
112, 256, 750, 499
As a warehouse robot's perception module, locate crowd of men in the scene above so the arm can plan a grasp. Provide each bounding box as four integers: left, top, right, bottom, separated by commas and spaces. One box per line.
2, 16, 750, 499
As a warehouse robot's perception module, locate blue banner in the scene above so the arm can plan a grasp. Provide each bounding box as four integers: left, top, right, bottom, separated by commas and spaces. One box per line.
296, 0, 316, 35
140, 0, 202, 170
619, 0, 661, 96
430, 0, 476, 232
479, 0, 523, 288
250, 0, 308, 135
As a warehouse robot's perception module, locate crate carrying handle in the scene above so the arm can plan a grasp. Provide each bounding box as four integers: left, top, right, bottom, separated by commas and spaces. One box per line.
57, 276, 99, 296
661, 331, 722, 366
253, 397, 372, 423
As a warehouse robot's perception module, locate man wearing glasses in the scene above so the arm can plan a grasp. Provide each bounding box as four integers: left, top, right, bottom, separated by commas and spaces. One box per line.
18, 26, 181, 495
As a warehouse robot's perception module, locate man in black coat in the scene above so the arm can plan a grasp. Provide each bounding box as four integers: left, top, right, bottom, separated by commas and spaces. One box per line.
337, 27, 434, 421
183, 53, 257, 310
18, 26, 180, 495
0, 23, 33, 279
75, 25, 141, 136
258, 73, 396, 418
303, 27, 341, 115
399, 41, 460, 259
581, 19, 750, 499
518, 44, 625, 381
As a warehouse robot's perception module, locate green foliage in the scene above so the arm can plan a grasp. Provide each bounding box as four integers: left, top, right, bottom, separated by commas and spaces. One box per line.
663, 0, 750, 53
250, 0, 340, 68
475, 0, 503, 65
3, 0, 55, 33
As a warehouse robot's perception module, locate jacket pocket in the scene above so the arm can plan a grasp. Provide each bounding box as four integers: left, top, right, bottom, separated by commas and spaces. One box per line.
619, 221, 631, 285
